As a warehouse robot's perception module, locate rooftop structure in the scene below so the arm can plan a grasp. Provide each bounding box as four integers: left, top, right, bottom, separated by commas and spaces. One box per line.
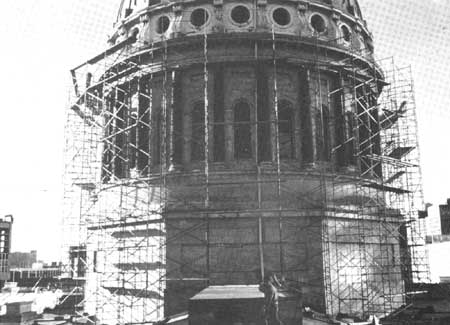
0, 216, 13, 288
439, 199, 450, 235
63, 0, 429, 323
189, 285, 301, 324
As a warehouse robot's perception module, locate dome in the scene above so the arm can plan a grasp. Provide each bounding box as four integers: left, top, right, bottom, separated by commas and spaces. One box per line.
110, 0, 374, 59
68, 1, 401, 324
313, 0, 364, 19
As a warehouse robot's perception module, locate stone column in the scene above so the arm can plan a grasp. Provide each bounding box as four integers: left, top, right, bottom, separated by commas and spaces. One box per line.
224, 68, 233, 163
300, 68, 315, 165
172, 70, 183, 165
325, 76, 337, 165
181, 72, 191, 165
256, 62, 271, 162
342, 78, 357, 167
213, 64, 225, 162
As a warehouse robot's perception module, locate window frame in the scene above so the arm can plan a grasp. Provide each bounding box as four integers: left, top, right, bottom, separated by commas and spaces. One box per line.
277, 99, 296, 160
233, 100, 253, 160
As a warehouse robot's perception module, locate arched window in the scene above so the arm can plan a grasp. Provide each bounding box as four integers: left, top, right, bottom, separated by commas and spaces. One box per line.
191, 101, 205, 161
316, 104, 330, 161
234, 101, 252, 159
278, 100, 295, 159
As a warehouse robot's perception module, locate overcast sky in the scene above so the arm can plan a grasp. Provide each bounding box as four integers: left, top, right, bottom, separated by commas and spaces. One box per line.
0, 1, 449, 262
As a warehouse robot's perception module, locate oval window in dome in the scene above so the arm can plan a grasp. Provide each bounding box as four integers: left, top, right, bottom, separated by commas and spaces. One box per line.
310, 14, 326, 33
156, 16, 170, 34
231, 5, 251, 24
341, 24, 351, 42
191, 8, 209, 28
273, 8, 291, 27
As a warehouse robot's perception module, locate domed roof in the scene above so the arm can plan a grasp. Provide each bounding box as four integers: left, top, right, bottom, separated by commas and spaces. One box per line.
110, 0, 374, 59
116, 0, 365, 24
313, 0, 364, 20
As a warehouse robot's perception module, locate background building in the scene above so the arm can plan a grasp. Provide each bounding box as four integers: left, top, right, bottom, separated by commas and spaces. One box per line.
426, 198, 450, 283
63, 0, 429, 323
9, 250, 37, 269
439, 199, 450, 235
0, 216, 13, 288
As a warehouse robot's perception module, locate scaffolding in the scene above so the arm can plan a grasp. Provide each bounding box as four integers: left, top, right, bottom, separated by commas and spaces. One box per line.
319, 53, 430, 316
63, 7, 430, 324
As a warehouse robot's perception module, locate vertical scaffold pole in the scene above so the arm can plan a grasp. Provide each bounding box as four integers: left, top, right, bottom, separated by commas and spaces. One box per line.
203, 23, 211, 285
271, 24, 283, 275
203, 30, 210, 209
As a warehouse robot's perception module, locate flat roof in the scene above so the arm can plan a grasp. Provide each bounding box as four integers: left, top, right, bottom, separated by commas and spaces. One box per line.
190, 285, 264, 301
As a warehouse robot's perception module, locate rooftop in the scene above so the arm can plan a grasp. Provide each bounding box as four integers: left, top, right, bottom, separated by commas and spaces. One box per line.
190, 285, 264, 301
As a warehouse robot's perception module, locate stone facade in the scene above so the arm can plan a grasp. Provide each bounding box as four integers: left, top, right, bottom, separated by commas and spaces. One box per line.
75, 0, 407, 323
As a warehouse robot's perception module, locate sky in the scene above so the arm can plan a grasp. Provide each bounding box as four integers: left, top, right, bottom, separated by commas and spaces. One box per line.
0, 0, 449, 262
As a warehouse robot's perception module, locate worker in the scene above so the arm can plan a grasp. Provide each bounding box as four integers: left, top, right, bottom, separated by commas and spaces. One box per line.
260, 272, 283, 325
